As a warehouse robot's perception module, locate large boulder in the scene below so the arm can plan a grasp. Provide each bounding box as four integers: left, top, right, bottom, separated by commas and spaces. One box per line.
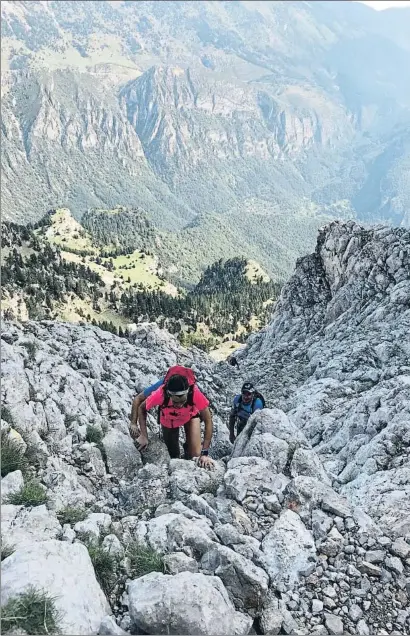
261, 509, 316, 589
223, 456, 289, 504
231, 409, 310, 472
1, 470, 24, 503
1, 539, 110, 635
123, 512, 217, 557
119, 463, 169, 514
168, 459, 226, 501
201, 543, 269, 615
42, 456, 95, 511
283, 475, 352, 519
102, 428, 142, 480
127, 571, 253, 635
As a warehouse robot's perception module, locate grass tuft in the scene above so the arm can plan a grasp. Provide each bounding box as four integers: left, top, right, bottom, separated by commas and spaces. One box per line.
86, 425, 103, 445
6, 479, 48, 507
1, 430, 29, 477
126, 541, 165, 578
56, 506, 87, 526
0, 585, 63, 635
86, 542, 118, 595
1, 540, 15, 561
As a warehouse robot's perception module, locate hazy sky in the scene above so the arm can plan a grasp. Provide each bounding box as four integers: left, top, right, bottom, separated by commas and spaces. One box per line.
357, 0, 410, 9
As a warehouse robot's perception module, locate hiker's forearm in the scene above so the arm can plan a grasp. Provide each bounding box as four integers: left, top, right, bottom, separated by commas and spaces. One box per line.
138, 404, 148, 436
131, 393, 144, 426
228, 412, 236, 431
202, 410, 213, 450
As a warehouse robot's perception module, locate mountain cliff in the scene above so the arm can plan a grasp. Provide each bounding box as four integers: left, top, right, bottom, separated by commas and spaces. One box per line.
1, 1, 409, 269
231, 220, 410, 536
1, 220, 409, 635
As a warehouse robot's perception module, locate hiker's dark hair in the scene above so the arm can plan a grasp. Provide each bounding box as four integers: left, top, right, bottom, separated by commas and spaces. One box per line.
167, 374, 189, 393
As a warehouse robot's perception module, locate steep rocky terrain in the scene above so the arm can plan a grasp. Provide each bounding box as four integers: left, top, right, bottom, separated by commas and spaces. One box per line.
1, 220, 409, 635
231, 220, 410, 539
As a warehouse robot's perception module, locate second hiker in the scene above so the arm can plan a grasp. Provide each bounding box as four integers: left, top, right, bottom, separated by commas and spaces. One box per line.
136, 366, 214, 469
228, 382, 265, 443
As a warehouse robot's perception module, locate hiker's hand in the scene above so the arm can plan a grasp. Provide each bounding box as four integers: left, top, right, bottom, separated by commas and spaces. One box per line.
130, 423, 139, 440
229, 431, 235, 444
198, 455, 215, 470
136, 434, 148, 452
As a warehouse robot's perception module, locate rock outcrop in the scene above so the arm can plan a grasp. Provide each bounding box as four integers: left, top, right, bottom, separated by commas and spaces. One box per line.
231, 221, 410, 538
1, 221, 409, 635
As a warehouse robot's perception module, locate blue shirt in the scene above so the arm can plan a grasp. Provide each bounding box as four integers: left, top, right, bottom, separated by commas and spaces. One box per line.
233, 395, 263, 422
143, 378, 164, 397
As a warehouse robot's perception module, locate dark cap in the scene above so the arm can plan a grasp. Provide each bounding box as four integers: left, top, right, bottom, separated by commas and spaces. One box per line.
241, 382, 255, 393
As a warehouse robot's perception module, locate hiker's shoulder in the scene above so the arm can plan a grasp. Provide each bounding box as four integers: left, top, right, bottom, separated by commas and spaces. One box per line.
145, 386, 164, 407
143, 378, 164, 396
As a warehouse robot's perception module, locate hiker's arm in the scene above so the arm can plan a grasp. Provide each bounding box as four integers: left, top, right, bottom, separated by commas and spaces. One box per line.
138, 401, 149, 437
228, 407, 236, 443
136, 401, 149, 451
200, 407, 213, 451
130, 392, 145, 437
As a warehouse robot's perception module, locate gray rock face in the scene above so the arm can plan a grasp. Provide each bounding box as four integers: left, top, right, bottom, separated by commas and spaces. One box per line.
98, 615, 129, 636
128, 512, 217, 556
102, 429, 142, 480
261, 510, 316, 589
1, 540, 110, 635
163, 552, 199, 574
127, 571, 253, 635
324, 613, 344, 635
1, 470, 24, 503
1, 504, 62, 550
201, 544, 269, 615
234, 221, 410, 537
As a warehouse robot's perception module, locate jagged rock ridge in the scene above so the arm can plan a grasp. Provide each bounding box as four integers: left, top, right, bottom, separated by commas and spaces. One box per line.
232, 220, 410, 538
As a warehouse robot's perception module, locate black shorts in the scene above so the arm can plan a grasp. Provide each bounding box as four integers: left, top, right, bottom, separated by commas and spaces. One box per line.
161, 413, 201, 459
237, 418, 248, 436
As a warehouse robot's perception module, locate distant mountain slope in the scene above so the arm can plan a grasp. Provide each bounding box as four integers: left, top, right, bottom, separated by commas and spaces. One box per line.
1, 1, 409, 277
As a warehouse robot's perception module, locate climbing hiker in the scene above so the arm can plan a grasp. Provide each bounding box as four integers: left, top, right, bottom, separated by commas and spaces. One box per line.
136, 365, 215, 469
129, 378, 163, 440
228, 382, 265, 443
129, 372, 207, 438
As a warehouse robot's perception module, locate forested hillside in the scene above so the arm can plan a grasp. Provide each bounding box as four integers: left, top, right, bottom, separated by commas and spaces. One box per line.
1, 215, 280, 352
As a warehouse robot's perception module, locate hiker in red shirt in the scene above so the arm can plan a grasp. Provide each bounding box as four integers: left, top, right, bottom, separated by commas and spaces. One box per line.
136, 366, 215, 469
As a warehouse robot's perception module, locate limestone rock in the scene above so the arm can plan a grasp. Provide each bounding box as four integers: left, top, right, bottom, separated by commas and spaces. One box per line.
1, 470, 24, 503
163, 551, 199, 574
102, 429, 142, 480
1, 504, 62, 550
127, 571, 253, 635
1, 539, 110, 635
261, 510, 316, 589
201, 543, 269, 615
